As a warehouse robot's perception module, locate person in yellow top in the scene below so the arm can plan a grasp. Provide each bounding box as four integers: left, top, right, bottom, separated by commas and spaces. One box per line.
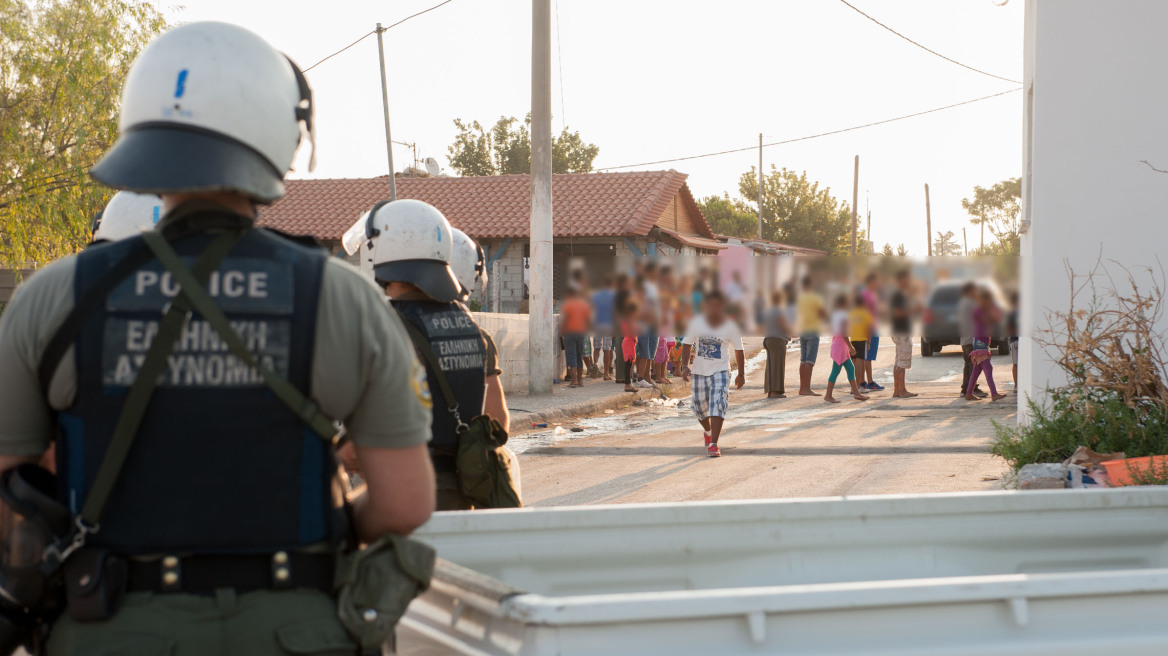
849, 292, 874, 384
795, 276, 827, 396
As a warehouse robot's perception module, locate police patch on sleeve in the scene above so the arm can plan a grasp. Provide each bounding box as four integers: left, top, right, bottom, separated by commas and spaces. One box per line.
411, 359, 432, 409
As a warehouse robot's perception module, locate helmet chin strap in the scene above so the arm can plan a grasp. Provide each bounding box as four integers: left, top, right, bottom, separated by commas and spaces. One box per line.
286, 55, 317, 172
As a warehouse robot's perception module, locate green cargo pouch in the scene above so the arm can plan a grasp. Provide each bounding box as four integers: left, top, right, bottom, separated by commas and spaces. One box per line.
396, 312, 523, 509
334, 534, 435, 654
455, 415, 522, 509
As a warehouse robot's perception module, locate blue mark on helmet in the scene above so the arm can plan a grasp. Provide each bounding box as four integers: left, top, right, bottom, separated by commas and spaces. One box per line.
152, 206, 161, 225
174, 70, 189, 98
436, 226, 442, 242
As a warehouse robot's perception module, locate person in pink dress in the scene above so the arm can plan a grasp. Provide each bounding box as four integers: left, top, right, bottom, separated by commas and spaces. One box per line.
965, 288, 1008, 402
825, 295, 870, 404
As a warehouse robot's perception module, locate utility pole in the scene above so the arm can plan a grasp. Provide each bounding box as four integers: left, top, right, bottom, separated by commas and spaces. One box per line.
866, 209, 871, 251
924, 183, 933, 256
963, 227, 968, 256
757, 133, 764, 240
850, 155, 859, 256
375, 23, 396, 200
528, 0, 554, 395
980, 220, 985, 251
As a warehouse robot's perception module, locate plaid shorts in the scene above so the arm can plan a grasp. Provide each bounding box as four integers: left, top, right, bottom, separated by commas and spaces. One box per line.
691, 370, 731, 420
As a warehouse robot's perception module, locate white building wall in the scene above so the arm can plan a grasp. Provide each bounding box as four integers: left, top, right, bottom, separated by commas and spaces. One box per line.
1021, 0, 1168, 417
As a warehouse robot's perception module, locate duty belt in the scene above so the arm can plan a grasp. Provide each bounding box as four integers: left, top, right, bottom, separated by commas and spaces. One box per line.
126, 552, 334, 595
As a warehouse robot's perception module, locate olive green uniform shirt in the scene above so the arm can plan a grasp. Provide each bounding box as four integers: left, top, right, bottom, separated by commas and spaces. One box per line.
0, 234, 431, 456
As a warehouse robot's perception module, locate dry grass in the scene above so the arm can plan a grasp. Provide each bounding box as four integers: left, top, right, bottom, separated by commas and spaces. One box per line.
1037, 257, 1168, 412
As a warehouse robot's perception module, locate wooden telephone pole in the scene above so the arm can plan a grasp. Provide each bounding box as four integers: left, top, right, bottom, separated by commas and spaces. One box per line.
924, 183, 933, 256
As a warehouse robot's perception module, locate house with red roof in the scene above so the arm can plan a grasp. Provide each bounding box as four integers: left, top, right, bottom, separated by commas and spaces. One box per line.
259, 170, 723, 312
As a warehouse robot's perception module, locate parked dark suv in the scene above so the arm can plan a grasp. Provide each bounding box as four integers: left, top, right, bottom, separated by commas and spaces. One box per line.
921, 280, 1009, 357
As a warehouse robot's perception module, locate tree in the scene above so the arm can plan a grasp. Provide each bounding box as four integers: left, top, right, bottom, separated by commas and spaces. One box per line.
0, 0, 166, 268
447, 114, 599, 176
698, 194, 757, 239
962, 177, 1021, 255
736, 165, 854, 254
881, 243, 894, 256
933, 230, 962, 256
896, 243, 908, 257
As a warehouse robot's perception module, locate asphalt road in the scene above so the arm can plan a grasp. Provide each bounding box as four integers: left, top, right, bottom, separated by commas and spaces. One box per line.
515, 340, 1017, 506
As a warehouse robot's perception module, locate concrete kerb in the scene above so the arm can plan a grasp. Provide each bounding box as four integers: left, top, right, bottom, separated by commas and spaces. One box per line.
509, 386, 663, 434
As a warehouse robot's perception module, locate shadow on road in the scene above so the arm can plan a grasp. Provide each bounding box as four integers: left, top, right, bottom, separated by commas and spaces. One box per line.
524, 444, 990, 457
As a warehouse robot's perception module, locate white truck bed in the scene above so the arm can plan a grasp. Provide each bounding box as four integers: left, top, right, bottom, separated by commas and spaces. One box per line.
398, 489, 1168, 655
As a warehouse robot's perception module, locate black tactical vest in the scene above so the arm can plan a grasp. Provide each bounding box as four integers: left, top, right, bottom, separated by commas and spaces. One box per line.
56, 215, 345, 554
393, 300, 487, 459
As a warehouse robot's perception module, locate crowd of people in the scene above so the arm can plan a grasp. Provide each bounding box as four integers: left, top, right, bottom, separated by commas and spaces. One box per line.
557, 263, 1019, 459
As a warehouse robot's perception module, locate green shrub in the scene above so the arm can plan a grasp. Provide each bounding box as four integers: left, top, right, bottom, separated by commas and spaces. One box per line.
992, 388, 1168, 473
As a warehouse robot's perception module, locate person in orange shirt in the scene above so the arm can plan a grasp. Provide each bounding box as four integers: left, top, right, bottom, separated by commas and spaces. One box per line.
559, 288, 593, 388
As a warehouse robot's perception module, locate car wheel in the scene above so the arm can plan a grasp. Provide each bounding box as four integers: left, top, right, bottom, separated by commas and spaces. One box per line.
921, 340, 933, 357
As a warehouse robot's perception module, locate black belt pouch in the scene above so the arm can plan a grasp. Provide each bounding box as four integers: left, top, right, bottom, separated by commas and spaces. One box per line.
64, 548, 128, 622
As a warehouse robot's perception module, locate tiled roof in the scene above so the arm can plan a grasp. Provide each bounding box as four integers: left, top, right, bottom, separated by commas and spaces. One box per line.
715, 234, 828, 256
258, 170, 715, 242
659, 228, 727, 251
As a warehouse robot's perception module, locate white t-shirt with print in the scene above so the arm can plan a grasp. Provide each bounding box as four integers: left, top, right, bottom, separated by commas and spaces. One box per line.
682, 315, 745, 377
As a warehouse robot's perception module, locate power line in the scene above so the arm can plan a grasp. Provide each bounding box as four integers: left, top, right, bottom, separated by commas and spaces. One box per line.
837, 0, 1021, 84
383, 0, 456, 31
303, 31, 374, 72
596, 88, 1021, 171
302, 0, 457, 73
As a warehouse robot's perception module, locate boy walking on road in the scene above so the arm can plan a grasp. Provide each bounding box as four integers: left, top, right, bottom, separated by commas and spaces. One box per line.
681, 292, 745, 458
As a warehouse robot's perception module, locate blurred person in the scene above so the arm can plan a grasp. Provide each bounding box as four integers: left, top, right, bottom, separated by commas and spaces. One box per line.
849, 292, 875, 392
591, 275, 617, 380
797, 276, 827, 396
825, 295, 870, 403
680, 292, 745, 457
763, 289, 795, 399
559, 287, 591, 388
569, 269, 598, 377
890, 270, 918, 398
654, 266, 677, 384
619, 300, 640, 392
635, 265, 660, 388
965, 288, 1008, 402
724, 270, 746, 307
958, 281, 987, 398
613, 273, 634, 385
1007, 291, 1020, 392
692, 268, 710, 312
861, 272, 885, 391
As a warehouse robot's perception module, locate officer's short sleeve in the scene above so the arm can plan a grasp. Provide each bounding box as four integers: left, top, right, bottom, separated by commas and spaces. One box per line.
311, 259, 431, 449
480, 329, 502, 377
0, 259, 78, 456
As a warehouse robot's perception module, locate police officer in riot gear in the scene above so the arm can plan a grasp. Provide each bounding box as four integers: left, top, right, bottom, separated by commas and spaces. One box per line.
366, 201, 491, 510
91, 191, 164, 244
449, 228, 510, 433
0, 22, 434, 654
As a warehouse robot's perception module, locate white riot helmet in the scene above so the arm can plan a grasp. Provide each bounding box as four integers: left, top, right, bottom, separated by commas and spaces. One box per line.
449, 229, 487, 302
368, 199, 460, 303
90, 22, 314, 203
92, 192, 164, 242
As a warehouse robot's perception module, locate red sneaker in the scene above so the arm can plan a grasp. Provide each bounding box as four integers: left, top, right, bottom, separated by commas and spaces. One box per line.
703, 432, 711, 447
707, 443, 721, 458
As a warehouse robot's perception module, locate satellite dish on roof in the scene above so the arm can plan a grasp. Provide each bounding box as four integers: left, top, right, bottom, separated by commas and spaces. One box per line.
424, 157, 441, 177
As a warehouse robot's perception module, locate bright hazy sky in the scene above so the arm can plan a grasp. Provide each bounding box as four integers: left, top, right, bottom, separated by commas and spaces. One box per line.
167, 0, 1023, 255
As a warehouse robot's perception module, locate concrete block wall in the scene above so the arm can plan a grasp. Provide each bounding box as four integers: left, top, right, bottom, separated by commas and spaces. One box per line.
486, 241, 527, 314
